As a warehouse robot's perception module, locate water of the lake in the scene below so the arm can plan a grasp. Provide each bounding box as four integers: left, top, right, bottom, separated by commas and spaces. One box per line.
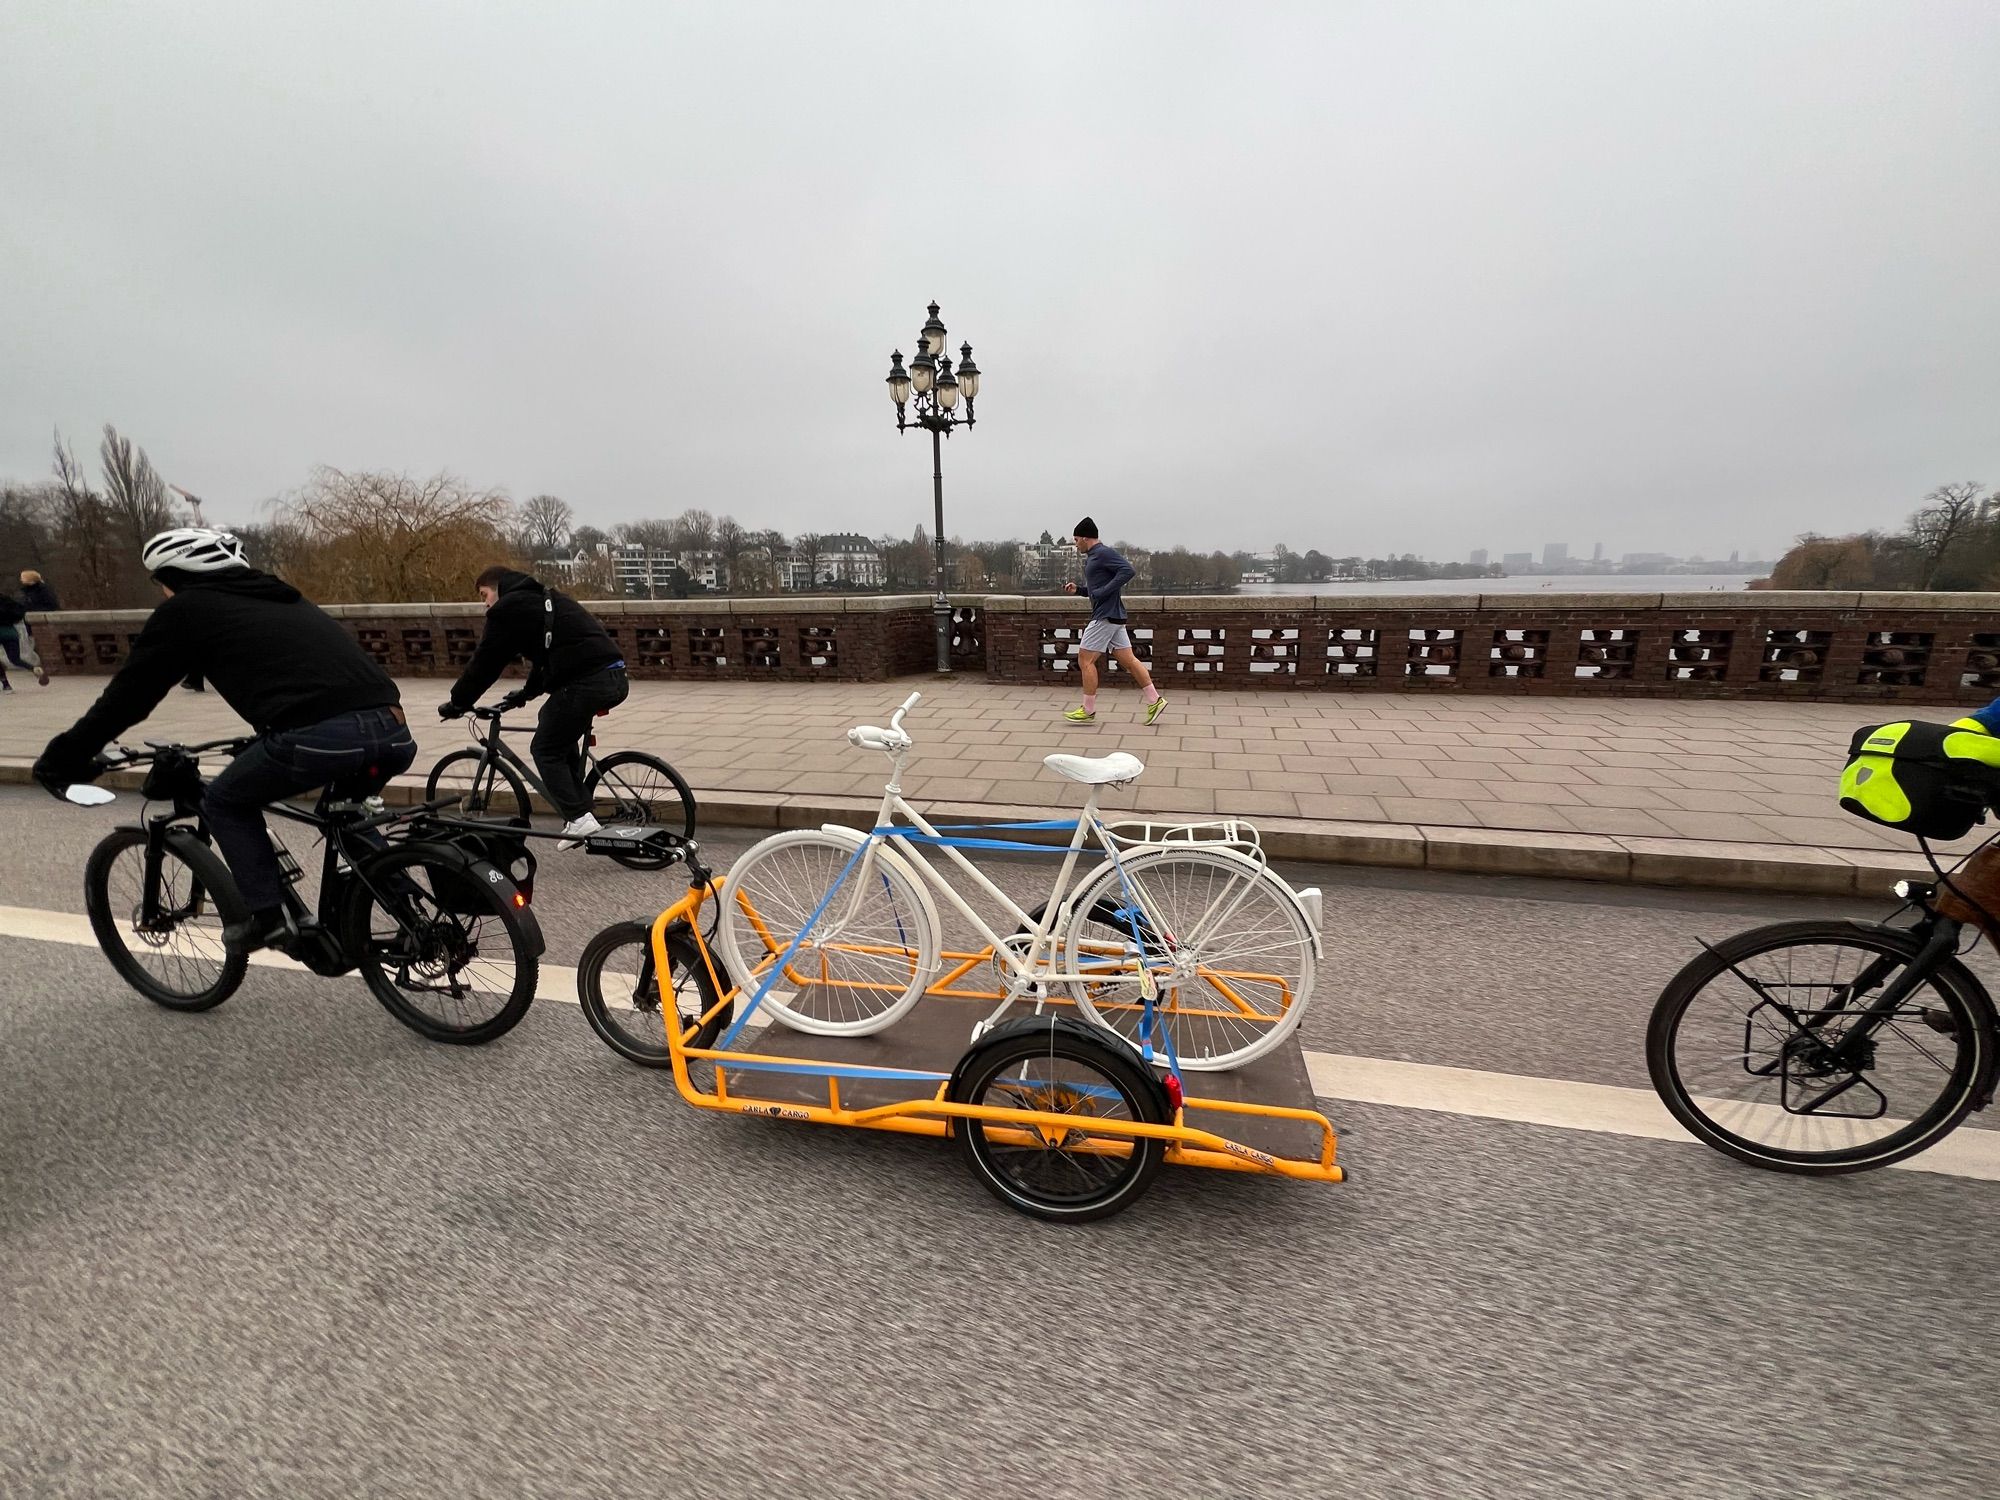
1233, 573, 1763, 596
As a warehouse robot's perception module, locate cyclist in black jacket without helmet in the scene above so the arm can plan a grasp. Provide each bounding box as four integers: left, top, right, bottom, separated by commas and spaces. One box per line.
440, 565, 628, 844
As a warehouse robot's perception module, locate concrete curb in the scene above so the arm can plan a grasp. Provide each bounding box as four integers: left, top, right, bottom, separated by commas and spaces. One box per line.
0, 757, 1927, 898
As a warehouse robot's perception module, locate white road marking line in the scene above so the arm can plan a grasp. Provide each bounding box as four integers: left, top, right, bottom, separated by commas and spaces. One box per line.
1304, 1052, 2000, 1182
5, 904, 1996, 1182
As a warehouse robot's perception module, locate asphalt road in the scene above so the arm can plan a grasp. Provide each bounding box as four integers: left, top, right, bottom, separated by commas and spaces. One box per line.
3, 787, 1997, 1498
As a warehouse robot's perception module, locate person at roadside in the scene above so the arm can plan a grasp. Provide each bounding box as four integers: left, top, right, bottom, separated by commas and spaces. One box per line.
0, 591, 49, 688
1062, 516, 1167, 725
440, 565, 628, 845
32, 529, 417, 952
20, 570, 60, 612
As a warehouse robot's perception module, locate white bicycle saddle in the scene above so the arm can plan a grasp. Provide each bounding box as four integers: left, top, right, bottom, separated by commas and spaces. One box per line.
1042, 751, 1146, 785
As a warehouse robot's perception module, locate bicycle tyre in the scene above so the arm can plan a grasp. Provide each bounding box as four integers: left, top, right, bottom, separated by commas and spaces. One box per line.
949, 1015, 1169, 1222
1058, 848, 1317, 1071
577, 919, 730, 1066
425, 749, 533, 822
1647, 919, 1996, 1174
713, 827, 940, 1036
343, 844, 539, 1044
584, 751, 697, 869
83, 826, 248, 1011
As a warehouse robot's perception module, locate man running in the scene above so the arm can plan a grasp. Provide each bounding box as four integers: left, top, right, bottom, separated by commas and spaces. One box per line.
1062, 516, 1166, 724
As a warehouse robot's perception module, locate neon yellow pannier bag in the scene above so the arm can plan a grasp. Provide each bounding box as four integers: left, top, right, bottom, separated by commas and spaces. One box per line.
1838, 718, 2000, 840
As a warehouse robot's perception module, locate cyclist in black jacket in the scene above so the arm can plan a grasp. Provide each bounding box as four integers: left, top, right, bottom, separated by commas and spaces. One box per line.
33, 529, 418, 951
440, 566, 628, 842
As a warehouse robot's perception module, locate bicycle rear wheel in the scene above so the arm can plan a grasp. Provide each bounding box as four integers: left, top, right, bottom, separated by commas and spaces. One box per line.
713, 829, 939, 1035
949, 1016, 1169, 1222
425, 749, 533, 822
584, 751, 696, 868
345, 845, 539, 1044
1058, 849, 1317, 1071
577, 919, 730, 1066
1648, 920, 1995, 1173
84, 827, 247, 1011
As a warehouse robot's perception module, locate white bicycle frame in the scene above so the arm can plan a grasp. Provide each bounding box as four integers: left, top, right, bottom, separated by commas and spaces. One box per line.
828, 693, 1312, 1038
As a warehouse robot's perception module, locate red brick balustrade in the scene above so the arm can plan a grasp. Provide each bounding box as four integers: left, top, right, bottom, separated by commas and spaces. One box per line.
980, 591, 2000, 706
29, 589, 2000, 705
31, 595, 970, 685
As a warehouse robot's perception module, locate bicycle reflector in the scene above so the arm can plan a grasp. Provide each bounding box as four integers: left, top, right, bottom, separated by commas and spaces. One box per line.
1163, 1073, 1184, 1114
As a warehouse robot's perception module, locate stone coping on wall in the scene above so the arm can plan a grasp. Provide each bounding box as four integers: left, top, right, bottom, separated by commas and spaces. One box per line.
978, 590, 2000, 613
20, 592, 990, 626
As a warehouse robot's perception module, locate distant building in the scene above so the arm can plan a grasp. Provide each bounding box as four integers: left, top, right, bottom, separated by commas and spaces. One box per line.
780, 533, 883, 589
1502, 551, 1534, 570
1542, 542, 1569, 567
1017, 540, 1085, 588
1592, 541, 1604, 562
1620, 552, 1673, 571
1469, 548, 1489, 568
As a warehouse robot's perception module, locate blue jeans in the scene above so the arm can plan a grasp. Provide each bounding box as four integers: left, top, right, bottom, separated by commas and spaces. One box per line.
202, 708, 418, 911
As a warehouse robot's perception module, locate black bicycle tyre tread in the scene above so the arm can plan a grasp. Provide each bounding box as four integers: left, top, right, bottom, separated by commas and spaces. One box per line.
425, 749, 534, 823
1646, 918, 1995, 1175
950, 1016, 1168, 1222
345, 845, 538, 1044
83, 827, 248, 1011
577, 920, 729, 1065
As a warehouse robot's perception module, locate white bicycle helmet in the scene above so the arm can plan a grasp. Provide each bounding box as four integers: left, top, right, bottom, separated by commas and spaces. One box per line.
141, 527, 248, 575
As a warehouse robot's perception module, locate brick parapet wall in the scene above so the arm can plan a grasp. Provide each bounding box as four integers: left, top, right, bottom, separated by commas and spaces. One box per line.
980, 591, 2000, 706
32, 589, 2000, 704
31, 594, 986, 686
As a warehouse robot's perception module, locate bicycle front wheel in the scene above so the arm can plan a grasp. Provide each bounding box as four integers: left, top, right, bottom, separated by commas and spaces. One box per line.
577, 919, 730, 1066
425, 749, 533, 822
1058, 849, 1317, 1071
1648, 920, 1994, 1174
584, 751, 696, 868
345, 845, 539, 1044
713, 829, 939, 1035
84, 827, 247, 1011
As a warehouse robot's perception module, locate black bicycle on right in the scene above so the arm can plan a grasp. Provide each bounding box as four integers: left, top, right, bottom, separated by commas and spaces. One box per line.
1648, 869, 2000, 1174
424, 699, 694, 870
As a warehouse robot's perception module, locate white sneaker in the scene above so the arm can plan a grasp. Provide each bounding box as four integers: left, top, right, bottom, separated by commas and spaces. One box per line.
558, 813, 602, 850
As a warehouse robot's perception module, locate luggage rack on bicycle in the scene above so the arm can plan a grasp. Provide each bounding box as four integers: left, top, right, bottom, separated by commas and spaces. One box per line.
1099, 817, 1265, 860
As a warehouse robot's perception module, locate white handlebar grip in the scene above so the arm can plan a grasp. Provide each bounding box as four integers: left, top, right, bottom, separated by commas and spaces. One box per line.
901, 691, 922, 712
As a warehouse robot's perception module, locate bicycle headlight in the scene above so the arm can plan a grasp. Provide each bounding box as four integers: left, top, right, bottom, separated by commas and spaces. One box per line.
1893, 880, 1914, 899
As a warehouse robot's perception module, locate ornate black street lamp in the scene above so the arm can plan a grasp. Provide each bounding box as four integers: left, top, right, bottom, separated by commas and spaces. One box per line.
886, 300, 981, 672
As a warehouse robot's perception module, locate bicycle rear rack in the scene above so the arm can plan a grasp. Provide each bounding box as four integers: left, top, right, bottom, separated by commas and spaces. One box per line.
1100, 818, 1265, 860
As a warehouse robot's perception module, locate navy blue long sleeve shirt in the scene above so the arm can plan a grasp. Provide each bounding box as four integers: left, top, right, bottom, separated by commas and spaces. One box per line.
1081, 542, 1134, 622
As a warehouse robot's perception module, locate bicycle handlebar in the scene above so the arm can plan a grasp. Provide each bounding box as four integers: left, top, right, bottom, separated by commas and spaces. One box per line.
849, 690, 922, 753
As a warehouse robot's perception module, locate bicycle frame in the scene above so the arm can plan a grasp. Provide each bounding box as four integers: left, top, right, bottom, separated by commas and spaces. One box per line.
455, 713, 586, 809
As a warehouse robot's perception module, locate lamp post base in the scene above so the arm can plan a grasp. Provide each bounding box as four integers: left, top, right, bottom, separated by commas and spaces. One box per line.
933, 594, 953, 673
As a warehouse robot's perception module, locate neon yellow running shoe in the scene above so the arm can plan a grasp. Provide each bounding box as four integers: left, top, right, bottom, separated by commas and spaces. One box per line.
1062, 705, 1096, 722
1144, 696, 1169, 725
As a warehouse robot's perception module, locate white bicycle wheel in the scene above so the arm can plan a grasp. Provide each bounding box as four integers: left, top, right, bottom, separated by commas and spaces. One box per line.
714, 827, 941, 1036
1057, 848, 1318, 1071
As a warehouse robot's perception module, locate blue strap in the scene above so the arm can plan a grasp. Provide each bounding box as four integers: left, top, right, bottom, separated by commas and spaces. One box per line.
714, 1057, 952, 1084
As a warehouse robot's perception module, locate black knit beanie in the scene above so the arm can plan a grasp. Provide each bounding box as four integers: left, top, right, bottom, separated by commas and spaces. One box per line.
1072, 516, 1098, 539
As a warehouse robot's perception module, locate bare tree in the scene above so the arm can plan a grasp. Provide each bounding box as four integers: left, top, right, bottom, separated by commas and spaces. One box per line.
282, 468, 518, 603
1908, 481, 1986, 589
50, 428, 120, 607
675, 507, 716, 558
713, 514, 747, 592
518, 493, 575, 557
99, 424, 178, 566
794, 532, 830, 590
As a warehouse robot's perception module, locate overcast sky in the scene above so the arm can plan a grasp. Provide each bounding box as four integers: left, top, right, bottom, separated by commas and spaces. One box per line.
4, 1, 1995, 563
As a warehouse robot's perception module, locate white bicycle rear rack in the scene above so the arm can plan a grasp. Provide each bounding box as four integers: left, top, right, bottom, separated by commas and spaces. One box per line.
1101, 818, 1266, 862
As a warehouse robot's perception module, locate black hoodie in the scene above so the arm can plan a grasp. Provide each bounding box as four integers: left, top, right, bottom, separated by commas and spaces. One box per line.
40, 569, 400, 771
448, 570, 621, 708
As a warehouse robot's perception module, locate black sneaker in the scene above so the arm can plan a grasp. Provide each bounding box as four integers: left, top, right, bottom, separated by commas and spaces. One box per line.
223, 909, 304, 954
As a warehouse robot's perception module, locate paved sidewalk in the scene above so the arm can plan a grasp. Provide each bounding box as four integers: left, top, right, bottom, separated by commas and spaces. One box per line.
0, 672, 1968, 891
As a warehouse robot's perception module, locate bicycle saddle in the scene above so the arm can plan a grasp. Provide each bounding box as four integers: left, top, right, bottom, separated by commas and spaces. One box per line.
1042, 751, 1145, 785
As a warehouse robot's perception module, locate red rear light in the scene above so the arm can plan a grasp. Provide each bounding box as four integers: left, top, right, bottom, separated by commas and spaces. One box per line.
588, 734, 597, 747
513, 892, 527, 908
1163, 1073, 1183, 1113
